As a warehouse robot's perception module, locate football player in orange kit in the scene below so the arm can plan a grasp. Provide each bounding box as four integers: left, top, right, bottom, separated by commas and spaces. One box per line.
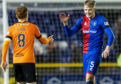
1, 6, 53, 84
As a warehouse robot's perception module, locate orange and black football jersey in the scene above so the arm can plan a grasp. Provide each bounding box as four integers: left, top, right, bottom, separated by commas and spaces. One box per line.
6, 22, 41, 63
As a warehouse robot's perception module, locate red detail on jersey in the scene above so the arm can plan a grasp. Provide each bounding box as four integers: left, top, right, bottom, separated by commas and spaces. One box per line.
82, 16, 90, 53
87, 72, 94, 75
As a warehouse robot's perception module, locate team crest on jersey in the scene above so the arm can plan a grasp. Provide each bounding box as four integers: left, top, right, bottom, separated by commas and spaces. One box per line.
94, 21, 96, 26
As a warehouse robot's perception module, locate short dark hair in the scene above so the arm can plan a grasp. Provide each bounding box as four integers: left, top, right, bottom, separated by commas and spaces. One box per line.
16, 6, 28, 19
84, 0, 96, 8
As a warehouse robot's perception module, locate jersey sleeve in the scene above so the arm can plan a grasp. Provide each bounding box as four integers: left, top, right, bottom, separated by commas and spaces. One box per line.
6, 27, 12, 40
2, 39, 11, 62
104, 28, 115, 46
101, 16, 115, 46
101, 16, 110, 29
64, 17, 83, 37
74, 17, 83, 28
34, 25, 42, 39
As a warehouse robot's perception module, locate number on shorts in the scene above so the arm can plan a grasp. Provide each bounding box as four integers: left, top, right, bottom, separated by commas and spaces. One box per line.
90, 61, 94, 71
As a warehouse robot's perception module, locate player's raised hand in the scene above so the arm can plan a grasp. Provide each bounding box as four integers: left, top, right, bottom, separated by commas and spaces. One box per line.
59, 13, 70, 26
1, 62, 8, 72
102, 46, 110, 59
48, 35, 54, 43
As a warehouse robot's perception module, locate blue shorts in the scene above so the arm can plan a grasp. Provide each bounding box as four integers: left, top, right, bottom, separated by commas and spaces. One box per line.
83, 48, 102, 76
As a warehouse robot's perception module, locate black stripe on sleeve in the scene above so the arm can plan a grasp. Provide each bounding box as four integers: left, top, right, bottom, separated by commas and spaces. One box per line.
36, 35, 42, 39
104, 26, 110, 29
6, 36, 12, 40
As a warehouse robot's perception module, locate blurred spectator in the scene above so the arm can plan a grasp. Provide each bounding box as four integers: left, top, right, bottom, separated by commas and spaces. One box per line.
114, 17, 121, 56
34, 41, 47, 63
70, 41, 82, 63
56, 41, 71, 73
55, 41, 71, 63
46, 42, 60, 63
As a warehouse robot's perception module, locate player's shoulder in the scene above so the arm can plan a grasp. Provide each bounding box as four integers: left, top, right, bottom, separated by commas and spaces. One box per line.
80, 16, 84, 19
26, 22, 37, 27
96, 14, 107, 19
78, 16, 84, 21
24, 22, 39, 30
8, 23, 17, 30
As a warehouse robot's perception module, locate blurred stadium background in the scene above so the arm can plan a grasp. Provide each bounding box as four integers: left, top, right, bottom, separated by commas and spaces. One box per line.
0, 0, 121, 84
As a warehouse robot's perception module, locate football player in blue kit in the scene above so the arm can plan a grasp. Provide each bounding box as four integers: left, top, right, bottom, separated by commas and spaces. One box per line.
59, 0, 115, 84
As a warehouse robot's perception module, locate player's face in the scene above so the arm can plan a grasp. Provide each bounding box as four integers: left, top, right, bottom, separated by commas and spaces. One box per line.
84, 5, 95, 19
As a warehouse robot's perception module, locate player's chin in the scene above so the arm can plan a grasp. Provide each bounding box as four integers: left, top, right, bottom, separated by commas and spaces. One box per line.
86, 15, 91, 18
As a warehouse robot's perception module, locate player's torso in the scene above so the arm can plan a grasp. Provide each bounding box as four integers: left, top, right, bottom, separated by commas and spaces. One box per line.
10, 22, 36, 63
81, 15, 104, 53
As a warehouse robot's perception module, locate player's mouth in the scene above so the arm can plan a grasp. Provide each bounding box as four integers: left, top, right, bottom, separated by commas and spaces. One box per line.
86, 14, 92, 17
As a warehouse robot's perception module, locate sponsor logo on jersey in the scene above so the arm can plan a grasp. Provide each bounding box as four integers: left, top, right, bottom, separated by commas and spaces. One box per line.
83, 30, 97, 34
94, 21, 96, 26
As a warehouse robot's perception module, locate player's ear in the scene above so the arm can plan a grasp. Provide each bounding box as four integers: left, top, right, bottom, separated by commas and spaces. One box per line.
27, 13, 28, 19
16, 15, 18, 18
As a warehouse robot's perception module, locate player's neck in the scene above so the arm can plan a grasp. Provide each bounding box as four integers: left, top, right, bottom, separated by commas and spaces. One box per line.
18, 19, 27, 23
88, 13, 95, 20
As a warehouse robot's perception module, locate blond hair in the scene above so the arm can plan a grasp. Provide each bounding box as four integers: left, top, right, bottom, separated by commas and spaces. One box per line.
84, 0, 96, 8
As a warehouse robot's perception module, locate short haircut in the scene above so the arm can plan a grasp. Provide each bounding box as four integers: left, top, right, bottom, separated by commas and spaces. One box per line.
16, 6, 28, 19
84, 0, 96, 8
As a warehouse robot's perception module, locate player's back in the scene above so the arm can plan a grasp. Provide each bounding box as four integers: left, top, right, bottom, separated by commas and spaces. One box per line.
9, 22, 39, 63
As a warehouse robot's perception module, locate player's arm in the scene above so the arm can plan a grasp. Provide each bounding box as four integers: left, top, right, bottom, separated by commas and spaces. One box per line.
37, 35, 53, 44
104, 28, 115, 46
2, 38, 11, 62
35, 25, 53, 44
1, 37, 11, 72
1, 27, 12, 72
101, 16, 115, 58
59, 13, 82, 37
102, 28, 115, 58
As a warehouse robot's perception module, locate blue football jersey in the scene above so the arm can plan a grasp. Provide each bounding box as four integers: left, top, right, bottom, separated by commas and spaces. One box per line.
64, 14, 115, 53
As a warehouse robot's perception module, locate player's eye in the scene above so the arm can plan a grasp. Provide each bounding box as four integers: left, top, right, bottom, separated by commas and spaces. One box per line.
85, 9, 87, 11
